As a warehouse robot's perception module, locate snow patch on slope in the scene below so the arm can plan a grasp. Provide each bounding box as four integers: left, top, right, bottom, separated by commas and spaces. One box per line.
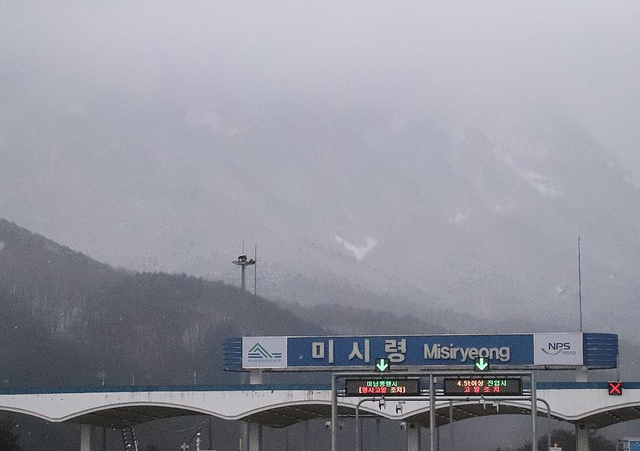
484, 131, 561, 197
491, 144, 559, 197
334, 235, 377, 261
516, 171, 559, 197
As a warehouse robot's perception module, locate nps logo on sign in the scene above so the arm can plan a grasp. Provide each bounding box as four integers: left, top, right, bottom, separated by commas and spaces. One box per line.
533, 333, 583, 366
242, 337, 287, 369
541, 342, 574, 356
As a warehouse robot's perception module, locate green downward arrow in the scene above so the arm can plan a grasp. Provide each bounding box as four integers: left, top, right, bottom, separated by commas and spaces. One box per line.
375, 358, 390, 372
475, 357, 489, 371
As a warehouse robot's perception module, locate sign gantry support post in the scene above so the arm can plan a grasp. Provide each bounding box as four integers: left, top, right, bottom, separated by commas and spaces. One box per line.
355, 397, 381, 451
331, 373, 338, 451
430, 374, 436, 451
531, 373, 537, 451
332, 370, 539, 451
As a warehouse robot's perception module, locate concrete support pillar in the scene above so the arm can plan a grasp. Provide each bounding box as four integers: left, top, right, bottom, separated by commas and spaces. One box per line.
241, 424, 248, 451
575, 364, 589, 451
407, 423, 421, 451
303, 420, 309, 451
246, 369, 263, 451
575, 366, 589, 451
576, 424, 589, 451
80, 425, 92, 451
248, 423, 262, 451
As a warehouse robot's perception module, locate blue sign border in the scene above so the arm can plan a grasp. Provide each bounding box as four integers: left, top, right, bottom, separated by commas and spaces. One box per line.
223, 333, 618, 371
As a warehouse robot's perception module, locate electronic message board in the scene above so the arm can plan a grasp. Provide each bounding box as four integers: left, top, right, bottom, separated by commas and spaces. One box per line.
443, 377, 522, 396
345, 378, 421, 396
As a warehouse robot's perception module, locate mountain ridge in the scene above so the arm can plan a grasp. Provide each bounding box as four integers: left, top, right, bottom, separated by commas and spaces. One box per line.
0, 219, 460, 387
2, 71, 640, 342
2, 218, 635, 385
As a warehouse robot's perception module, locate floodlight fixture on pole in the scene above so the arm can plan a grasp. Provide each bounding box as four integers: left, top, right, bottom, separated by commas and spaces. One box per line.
232, 254, 256, 291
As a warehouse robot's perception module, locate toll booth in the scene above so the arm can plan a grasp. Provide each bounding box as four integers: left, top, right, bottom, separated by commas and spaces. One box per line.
618, 438, 640, 451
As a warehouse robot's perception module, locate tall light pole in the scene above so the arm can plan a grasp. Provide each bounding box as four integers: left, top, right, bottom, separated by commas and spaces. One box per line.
232, 254, 256, 291
232, 248, 256, 451
578, 236, 583, 333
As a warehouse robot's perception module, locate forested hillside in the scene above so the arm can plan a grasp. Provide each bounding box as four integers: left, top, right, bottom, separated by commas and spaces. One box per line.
0, 219, 456, 388
2, 217, 636, 389
0, 219, 324, 387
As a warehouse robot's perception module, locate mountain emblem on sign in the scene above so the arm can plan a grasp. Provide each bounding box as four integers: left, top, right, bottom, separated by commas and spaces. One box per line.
248, 343, 282, 359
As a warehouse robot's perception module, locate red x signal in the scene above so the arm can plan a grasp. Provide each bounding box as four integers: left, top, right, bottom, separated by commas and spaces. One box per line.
608, 381, 622, 395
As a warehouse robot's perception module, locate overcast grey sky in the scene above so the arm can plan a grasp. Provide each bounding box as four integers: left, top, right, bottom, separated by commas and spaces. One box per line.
3, 1, 640, 339
2, 1, 638, 172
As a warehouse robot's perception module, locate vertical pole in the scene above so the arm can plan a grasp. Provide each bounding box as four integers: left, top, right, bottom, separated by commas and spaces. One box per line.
578, 236, 583, 333
375, 418, 380, 451
430, 374, 436, 451
331, 374, 337, 451
241, 265, 246, 291
355, 401, 361, 451
531, 373, 538, 451
449, 401, 454, 451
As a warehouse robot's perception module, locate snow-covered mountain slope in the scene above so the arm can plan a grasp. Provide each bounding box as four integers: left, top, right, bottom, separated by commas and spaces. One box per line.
1, 74, 639, 339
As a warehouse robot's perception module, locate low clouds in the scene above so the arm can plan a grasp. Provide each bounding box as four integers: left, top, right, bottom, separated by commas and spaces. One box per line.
2, 1, 638, 157
0, 0, 639, 326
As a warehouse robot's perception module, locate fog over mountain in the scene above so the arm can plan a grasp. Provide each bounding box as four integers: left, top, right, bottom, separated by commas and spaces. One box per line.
1, 2, 639, 340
